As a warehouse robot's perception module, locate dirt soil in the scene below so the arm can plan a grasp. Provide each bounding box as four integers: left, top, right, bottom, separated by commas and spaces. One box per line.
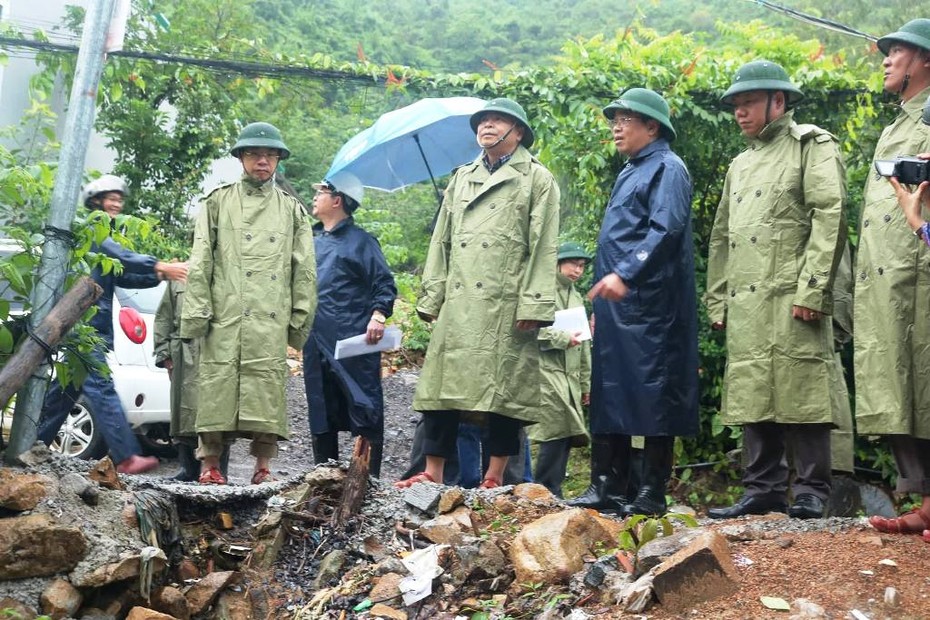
126, 369, 930, 618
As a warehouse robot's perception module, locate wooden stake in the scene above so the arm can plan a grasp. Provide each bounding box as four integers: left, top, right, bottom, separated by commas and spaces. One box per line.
330, 436, 371, 528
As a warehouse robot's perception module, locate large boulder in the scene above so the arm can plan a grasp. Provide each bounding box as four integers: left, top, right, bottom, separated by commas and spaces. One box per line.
651, 530, 737, 611
510, 509, 617, 584
39, 578, 83, 620
0, 469, 53, 511
0, 514, 87, 579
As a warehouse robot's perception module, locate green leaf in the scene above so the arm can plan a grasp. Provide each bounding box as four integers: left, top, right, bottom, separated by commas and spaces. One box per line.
0, 326, 13, 353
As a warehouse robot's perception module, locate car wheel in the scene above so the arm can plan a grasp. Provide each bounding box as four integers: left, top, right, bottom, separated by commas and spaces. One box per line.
137, 424, 178, 458
50, 398, 107, 460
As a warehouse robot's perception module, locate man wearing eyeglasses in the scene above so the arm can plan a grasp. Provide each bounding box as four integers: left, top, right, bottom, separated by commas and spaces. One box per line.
303, 171, 396, 478
181, 122, 317, 485
569, 88, 698, 517
705, 61, 847, 520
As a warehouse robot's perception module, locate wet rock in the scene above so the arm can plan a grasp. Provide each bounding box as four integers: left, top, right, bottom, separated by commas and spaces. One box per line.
437, 487, 465, 513
363, 534, 388, 561
652, 530, 737, 612
0, 514, 87, 579
369, 572, 404, 604
89, 457, 123, 490
450, 537, 508, 586
177, 558, 201, 581
125, 606, 176, 620
636, 527, 701, 575
788, 597, 827, 619
0, 596, 37, 619
151, 586, 190, 620
860, 483, 896, 518
369, 603, 407, 619
304, 466, 346, 492
39, 578, 82, 620
312, 550, 347, 590
884, 586, 901, 608
11, 442, 53, 467
0, 469, 53, 511
827, 475, 862, 517
583, 555, 619, 587
512, 483, 555, 503
215, 589, 253, 620
510, 508, 617, 584
60, 472, 100, 506
72, 553, 166, 588
374, 557, 407, 575
184, 570, 239, 616
419, 506, 473, 545
403, 483, 442, 513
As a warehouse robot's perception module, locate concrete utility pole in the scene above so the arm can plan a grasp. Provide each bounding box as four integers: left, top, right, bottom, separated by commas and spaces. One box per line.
5, 0, 117, 463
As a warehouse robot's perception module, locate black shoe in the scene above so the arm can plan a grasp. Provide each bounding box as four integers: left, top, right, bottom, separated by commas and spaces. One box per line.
566, 476, 627, 512
707, 495, 787, 519
788, 493, 825, 519
622, 485, 668, 517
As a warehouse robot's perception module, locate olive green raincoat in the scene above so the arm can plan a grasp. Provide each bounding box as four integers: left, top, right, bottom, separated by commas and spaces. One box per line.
830, 245, 854, 473
855, 85, 930, 439
527, 273, 591, 446
414, 146, 560, 420
706, 111, 847, 425
180, 176, 317, 439
154, 280, 199, 438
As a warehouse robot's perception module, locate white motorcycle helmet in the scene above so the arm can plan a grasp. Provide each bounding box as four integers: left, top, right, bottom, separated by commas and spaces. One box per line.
80, 175, 129, 208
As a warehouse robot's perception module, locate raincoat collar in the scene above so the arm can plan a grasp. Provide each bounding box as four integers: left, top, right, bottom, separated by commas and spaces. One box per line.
627, 137, 670, 162
750, 110, 794, 144
557, 272, 576, 288
900, 85, 930, 121
466, 144, 534, 175
313, 216, 354, 235
240, 173, 276, 192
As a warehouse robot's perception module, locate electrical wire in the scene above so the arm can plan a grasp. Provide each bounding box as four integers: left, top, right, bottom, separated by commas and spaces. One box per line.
744, 0, 877, 42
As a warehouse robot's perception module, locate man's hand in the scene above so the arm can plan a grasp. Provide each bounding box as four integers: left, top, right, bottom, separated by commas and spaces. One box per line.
890, 176, 930, 233
792, 305, 822, 322
163, 358, 173, 381
582, 392, 590, 406
588, 273, 629, 302
156, 261, 188, 282
365, 319, 385, 345
416, 310, 436, 323
711, 321, 726, 331
567, 330, 583, 348
516, 320, 542, 331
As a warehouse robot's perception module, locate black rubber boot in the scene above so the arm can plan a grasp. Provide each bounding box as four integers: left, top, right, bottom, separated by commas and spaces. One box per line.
368, 440, 383, 479
622, 436, 674, 517
172, 443, 199, 482
567, 434, 631, 512
312, 432, 339, 465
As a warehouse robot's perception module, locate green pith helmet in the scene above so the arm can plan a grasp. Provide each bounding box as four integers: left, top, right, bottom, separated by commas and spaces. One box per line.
603, 87, 677, 141
878, 19, 930, 55
557, 241, 592, 262
469, 97, 535, 147
230, 122, 291, 160
720, 60, 805, 107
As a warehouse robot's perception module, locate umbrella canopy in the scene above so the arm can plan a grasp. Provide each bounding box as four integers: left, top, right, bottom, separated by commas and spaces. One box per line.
326, 96, 485, 196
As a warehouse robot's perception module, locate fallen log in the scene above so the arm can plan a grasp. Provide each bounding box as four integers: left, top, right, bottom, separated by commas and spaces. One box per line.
330, 436, 371, 528
0, 276, 102, 411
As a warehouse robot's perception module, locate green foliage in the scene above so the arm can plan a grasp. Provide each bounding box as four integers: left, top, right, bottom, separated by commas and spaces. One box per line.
617, 512, 699, 568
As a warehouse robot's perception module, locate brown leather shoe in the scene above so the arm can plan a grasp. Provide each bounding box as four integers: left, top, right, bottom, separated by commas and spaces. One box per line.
116, 455, 159, 475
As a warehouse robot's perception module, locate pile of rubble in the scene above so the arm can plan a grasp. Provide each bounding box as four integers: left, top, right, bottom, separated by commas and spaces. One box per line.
1, 443, 875, 619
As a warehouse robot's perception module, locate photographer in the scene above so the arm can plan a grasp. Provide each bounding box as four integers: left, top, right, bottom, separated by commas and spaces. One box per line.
855, 18, 930, 540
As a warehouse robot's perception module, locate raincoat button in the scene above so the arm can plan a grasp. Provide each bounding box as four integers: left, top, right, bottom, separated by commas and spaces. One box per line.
878, 267, 884, 275
755, 189, 762, 197
270, 312, 276, 319
883, 214, 892, 223
482, 242, 489, 248
859, 272, 866, 280
476, 282, 483, 288
244, 309, 251, 316
808, 277, 818, 286
271, 274, 277, 280
730, 290, 736, 297
270, 236, 276, 242
750, 236, 757, 243
730, 241, 736, 249
863, 220, 870, 228
749, 285, 756, 292
534, 293, 541, 299
202, 309, 209, 316
455, 282, 461, 289
246, 271, 252, 277
461, 242, 466, 247
737, 196, 742, 203
490, 204, 496, 209
246, 233, 253, 240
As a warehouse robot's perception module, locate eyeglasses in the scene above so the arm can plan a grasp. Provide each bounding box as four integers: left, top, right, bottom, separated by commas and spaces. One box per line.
241, 150, 281, 161
609, 115, 643, 128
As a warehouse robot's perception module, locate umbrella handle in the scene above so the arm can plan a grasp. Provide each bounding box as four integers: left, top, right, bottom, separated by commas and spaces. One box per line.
413, 133, 443, 207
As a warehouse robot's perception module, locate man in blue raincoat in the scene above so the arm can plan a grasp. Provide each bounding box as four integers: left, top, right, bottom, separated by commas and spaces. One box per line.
303, 171, 397, 478
569, 88, 698, 516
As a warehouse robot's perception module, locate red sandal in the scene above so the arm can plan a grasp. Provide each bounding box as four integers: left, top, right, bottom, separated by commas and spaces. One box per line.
251, 468, 274, 485
869, 508, 930, 534
479, 476, 502, 489
394, 471, 435, 489
198, 467, 227, 485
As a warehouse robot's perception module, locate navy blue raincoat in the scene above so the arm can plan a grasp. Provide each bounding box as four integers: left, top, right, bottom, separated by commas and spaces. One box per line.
303, 217, 396, 439
91, 237, 161, 348
590, 138, 699, 437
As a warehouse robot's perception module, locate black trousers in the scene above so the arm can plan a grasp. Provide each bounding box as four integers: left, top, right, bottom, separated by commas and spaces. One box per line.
422, 410, 521, 460
534, 438, 572, 497
742, 422, 831, 501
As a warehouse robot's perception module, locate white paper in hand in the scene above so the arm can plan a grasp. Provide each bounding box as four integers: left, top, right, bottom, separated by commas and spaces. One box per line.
551, 306, 591, 341
334, 325, 402, 360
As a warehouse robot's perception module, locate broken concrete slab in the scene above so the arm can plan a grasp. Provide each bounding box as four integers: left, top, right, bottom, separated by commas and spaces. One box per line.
403, 483, 442, 514
636, 526, 702, 575
71, 553, 166, 589
651, 530, 737, 612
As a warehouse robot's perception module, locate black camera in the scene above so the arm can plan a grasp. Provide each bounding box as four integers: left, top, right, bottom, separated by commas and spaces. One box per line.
874, 157, 930, 185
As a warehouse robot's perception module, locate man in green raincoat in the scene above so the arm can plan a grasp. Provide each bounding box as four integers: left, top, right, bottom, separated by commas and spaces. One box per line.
529, 242, 592, 498
706, 60, 847, 520
855, 20, 930, 537
180, 122, 317, 485
396, 98, 560, 489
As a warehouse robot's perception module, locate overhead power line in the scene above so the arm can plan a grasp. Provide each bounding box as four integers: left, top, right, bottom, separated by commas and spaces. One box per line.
745, 0, 877, 42
0, 35, 386, 85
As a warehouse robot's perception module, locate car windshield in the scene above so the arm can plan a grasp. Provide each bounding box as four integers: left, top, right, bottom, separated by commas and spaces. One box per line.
116, 282, 166, 314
